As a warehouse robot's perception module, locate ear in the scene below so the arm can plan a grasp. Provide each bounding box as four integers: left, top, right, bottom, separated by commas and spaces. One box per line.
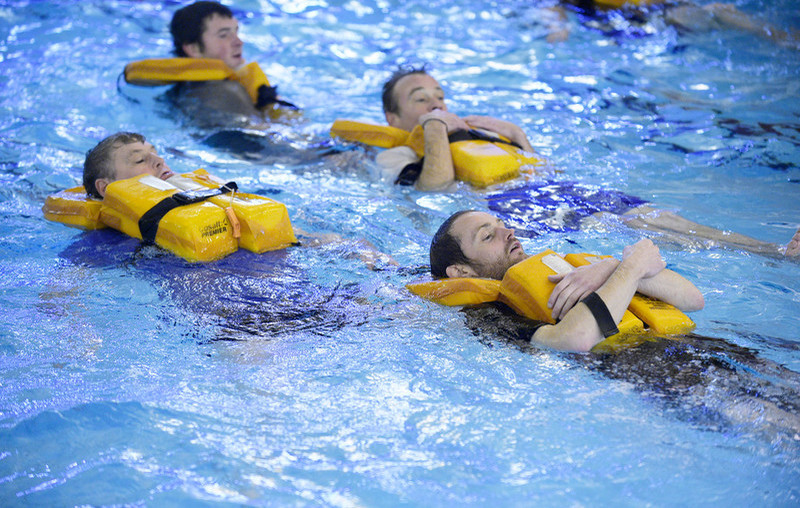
385, 111, 400, 128
94, 178, 110, 198
182, 42, 203, 59
446, 263, 479, 279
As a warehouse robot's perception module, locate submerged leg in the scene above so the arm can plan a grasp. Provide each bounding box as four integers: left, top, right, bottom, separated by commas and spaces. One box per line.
665, 3, 800, 49
704, 3, 800, 48
618, 205, 788, 257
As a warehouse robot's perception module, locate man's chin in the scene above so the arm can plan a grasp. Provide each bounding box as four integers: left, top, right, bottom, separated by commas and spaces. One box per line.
225, 58, 246, 71
508, 246, 526, 264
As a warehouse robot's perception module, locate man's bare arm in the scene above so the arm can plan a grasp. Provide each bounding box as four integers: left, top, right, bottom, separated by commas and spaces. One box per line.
415, 110, 467, 190
533, 240, 670, 352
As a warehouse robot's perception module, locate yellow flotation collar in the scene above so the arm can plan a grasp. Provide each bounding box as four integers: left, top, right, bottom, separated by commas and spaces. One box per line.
43, 187, 105, 230
43, 169, 297, 262
330, 119, 545, 188
124, 58, 291, 110
407, 249, 695, 351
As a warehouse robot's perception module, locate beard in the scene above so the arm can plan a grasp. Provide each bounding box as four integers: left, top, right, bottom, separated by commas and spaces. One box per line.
472, 256, 517, 280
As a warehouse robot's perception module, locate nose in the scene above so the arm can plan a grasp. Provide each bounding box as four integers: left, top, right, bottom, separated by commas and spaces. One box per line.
233, 33, 243, 47
149, 153, 164, 170
430, 98, 445, 111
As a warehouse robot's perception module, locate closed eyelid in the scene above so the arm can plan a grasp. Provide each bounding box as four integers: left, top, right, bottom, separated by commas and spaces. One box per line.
472, 223, 494, 242
129, 149, 157, 163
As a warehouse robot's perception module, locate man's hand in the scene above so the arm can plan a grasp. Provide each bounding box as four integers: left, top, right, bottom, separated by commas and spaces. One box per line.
785, 227, 800, 257
419, 110, 469, 133
462, 115, 534, 152
547, 258, 617, 320
622, 239, 666, 280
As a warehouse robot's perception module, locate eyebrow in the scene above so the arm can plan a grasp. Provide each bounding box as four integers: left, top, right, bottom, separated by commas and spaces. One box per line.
406, 86, 444, 99
215, 23, 238, 36
471, 219, 502, 242
125, 144, 155, 161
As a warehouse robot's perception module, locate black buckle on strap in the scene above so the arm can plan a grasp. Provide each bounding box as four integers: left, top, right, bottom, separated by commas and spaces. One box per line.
137, 182, 237, 244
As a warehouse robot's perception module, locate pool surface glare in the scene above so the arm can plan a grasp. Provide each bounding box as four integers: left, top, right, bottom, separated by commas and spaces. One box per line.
1, 0, 799, 506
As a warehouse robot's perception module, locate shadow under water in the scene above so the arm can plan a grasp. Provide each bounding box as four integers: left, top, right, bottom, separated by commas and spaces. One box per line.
462, 303, 800, 448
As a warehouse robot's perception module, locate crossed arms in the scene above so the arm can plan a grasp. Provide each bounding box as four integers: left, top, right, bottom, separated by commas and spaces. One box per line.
532, 239, 705, 352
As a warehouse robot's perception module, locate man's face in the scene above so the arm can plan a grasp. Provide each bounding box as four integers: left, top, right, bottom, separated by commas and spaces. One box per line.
449, 212, 527, 280
190, 13, 245, 69
386, 73, 448, 132
112, 141, 174, 182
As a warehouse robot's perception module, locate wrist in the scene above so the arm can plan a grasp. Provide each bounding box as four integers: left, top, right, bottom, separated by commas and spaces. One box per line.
421, 117, 448, 131
617, 257, 649, 283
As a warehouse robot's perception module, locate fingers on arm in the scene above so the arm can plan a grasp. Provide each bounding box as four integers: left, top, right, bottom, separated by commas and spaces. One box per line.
548, 274, 593, 321
550, 285, 582, 321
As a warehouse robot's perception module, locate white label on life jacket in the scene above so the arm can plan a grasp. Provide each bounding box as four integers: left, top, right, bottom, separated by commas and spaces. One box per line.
584, 255, 604, 264
166, 175, 205, 191
204, 173, 226, 185
542, 253, 574, 275
139, 175, 177, 191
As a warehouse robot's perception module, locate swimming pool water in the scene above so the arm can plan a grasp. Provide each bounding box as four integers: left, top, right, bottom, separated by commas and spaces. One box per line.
1, 0, 799, 505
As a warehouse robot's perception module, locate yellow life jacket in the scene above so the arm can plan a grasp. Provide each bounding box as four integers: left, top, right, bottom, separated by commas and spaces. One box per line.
42, 170, 297, 263
43, 187, 105, 230
174, 169, 297, 255
407, 249, 695, 351
330, 119, 545, 188
124, 58, 291, 110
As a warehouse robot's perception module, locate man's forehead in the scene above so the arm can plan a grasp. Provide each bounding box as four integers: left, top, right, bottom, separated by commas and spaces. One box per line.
397, 74, 441, 96
452, 213, 498, 241
116, 141, 153, 157
202, 13, 236, 34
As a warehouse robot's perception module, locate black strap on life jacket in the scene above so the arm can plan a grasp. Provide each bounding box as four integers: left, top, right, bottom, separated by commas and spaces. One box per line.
256, 84, 299, 110
138, 182, 238, 245
448, 129, 523, 150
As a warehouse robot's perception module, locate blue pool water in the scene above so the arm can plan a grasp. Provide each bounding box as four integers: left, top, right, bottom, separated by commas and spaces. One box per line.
2, 0, 800, 505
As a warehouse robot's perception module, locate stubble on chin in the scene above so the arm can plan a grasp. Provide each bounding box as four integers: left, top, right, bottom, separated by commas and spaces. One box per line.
473, 258, 511, 281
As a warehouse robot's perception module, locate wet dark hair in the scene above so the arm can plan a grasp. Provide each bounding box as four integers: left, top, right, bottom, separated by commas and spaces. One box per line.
429, 210, 474, 278
83, 132, 146, 199
381, 64, 430, 114
170, 1, 234, 57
